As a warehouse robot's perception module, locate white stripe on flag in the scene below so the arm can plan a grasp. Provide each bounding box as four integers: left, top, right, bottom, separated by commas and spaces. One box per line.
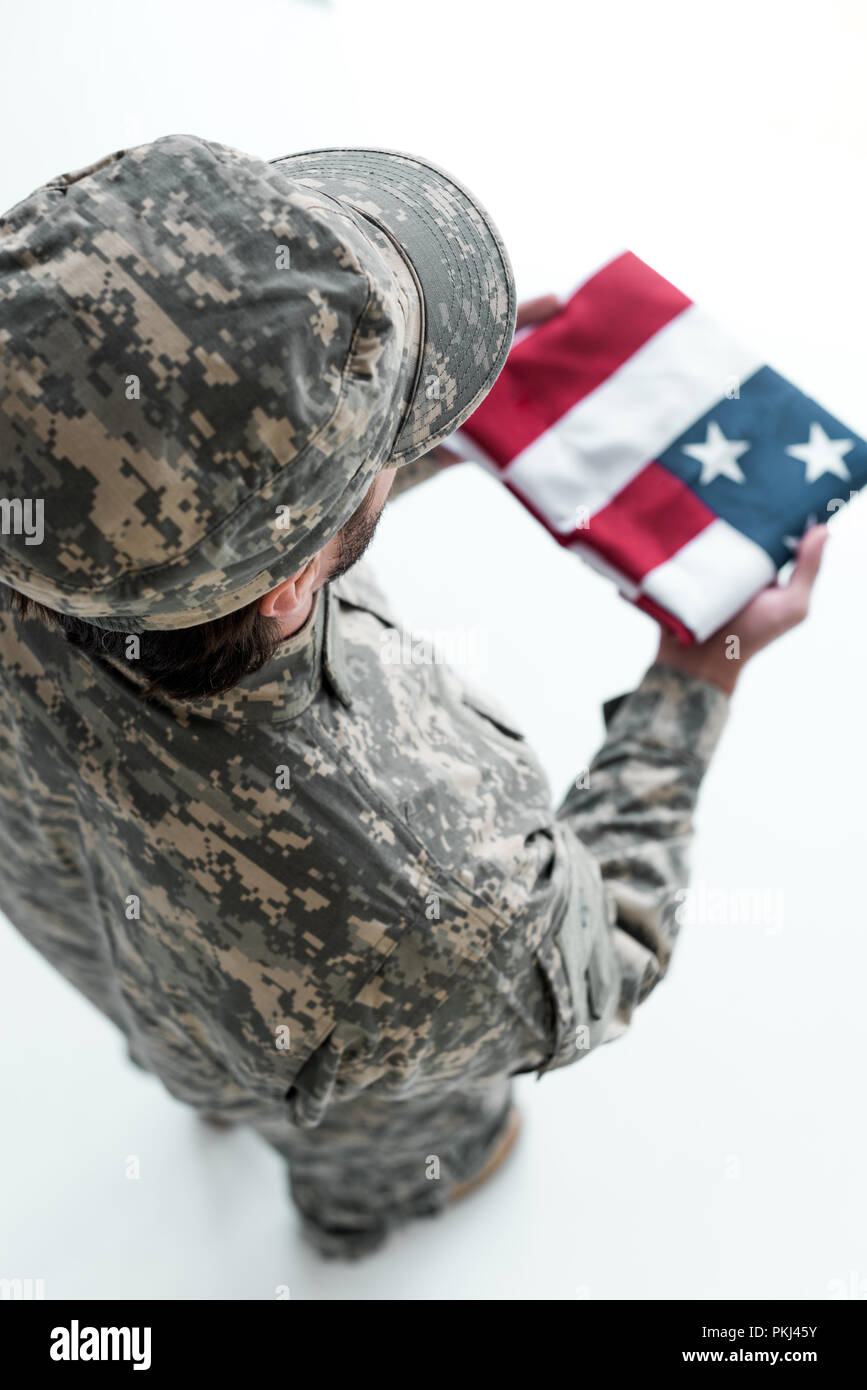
501, 304, 764, 532
640, 518, 776, 642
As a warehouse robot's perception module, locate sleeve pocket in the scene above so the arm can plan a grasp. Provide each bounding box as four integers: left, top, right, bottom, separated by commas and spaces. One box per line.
533, 933, 589, 1074
533, 906, 622, 1075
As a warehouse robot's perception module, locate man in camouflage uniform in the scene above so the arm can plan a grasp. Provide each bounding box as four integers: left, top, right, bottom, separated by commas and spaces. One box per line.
0, 136, 826, 1257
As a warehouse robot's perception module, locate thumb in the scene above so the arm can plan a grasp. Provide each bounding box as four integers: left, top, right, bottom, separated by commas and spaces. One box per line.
515, 294, 562, 332
786, 525, 829, 615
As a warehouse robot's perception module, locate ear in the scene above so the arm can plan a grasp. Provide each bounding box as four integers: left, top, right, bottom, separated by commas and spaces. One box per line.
257, 556, 320, 620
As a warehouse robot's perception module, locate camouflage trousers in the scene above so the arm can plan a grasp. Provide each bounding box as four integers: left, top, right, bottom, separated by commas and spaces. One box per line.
247, 1078, 514, 1258
34, 927, 516, 1261
123, 1031, 514, 1257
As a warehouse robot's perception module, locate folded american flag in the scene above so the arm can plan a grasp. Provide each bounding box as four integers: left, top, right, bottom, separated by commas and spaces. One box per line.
452, 251, 867, 642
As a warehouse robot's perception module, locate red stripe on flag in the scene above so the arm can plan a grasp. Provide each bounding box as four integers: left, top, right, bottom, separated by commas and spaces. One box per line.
562, 461, 716, 583
631, 593, 695, 644
460, 251, 692, 466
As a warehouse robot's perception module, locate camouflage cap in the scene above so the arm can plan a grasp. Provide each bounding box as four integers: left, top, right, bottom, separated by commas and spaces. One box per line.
0, 134, 515, 630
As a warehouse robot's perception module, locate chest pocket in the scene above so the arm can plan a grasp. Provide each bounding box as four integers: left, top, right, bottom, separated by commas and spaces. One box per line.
401, 678, 545, 881
459, 682, 526, 742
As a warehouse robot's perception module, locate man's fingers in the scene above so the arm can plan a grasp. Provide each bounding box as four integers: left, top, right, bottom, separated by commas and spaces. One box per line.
515, 294, 561, 331
786, 525, 829, 616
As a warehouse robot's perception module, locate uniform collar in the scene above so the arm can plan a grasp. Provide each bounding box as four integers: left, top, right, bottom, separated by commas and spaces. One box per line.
101, 583, 353, 724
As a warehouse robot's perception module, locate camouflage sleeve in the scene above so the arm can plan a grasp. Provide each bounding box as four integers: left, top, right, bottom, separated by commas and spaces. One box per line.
556, 661, 730, 1047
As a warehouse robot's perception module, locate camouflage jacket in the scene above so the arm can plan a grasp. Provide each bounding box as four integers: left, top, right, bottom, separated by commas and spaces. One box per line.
0, 547, 728, 1130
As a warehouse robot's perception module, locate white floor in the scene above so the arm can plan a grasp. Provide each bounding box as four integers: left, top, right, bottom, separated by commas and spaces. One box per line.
1, 0, 866, 1301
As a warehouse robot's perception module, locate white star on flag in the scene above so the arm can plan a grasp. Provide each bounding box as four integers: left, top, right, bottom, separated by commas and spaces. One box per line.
682, 421, 750, 485
785, 422, 853, 483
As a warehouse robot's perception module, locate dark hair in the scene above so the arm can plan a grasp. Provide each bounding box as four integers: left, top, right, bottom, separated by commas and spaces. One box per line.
0, 472, 386, 703
1, 585, 285, 702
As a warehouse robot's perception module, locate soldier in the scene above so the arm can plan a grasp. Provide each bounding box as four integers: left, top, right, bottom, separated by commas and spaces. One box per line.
0, 136, 826, 1258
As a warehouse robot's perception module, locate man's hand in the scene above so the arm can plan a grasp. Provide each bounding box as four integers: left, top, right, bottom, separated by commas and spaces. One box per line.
656, 525, 829, 696
514, 293, 563, 331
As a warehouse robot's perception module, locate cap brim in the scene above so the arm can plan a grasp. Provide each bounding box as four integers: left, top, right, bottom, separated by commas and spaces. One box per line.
270, 146, 516, 466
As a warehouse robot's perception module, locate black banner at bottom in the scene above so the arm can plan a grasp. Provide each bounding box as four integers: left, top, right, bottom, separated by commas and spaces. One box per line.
3, 1297, 862, 1374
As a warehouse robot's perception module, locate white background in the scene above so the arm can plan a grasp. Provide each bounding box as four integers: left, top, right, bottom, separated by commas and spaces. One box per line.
1, 0, 865, 1300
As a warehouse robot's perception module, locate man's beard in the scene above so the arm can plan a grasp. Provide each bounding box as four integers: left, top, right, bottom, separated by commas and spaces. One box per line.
327, 481, 387, 584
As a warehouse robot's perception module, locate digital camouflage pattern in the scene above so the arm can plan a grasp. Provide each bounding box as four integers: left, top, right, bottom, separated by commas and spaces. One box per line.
269, 147, 516, 466
0, 542, 729, 1256
0, 135, 515, 630
0, 136, 728, 1257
